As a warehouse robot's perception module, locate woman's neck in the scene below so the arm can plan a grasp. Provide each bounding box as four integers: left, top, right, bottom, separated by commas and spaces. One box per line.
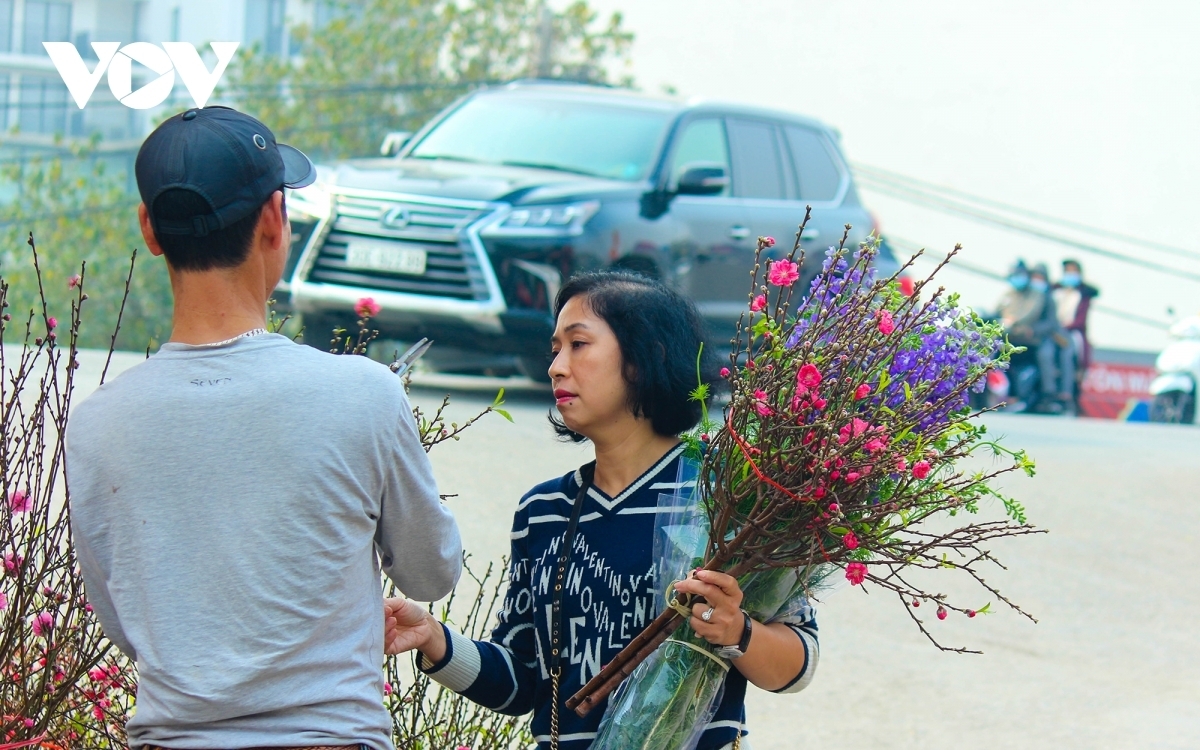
590, 423, 680, 498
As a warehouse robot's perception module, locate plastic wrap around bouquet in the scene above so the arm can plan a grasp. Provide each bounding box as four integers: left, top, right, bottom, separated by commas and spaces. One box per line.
568, 212, 1045, 734
592, 458, 836, 750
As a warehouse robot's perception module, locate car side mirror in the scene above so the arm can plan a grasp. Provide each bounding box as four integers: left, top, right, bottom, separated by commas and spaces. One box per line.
380, 131, 412, 157
676, 163, 729, 196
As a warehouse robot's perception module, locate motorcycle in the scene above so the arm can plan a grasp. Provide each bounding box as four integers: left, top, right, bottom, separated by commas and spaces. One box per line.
1149, 315, 1200, 424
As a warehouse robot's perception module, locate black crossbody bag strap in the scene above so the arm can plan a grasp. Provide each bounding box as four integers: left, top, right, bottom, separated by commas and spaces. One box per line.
548, 460, 595, 750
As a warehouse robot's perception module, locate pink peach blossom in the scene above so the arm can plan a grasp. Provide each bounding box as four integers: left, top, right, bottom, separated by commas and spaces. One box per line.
877, 309, 895, 335
843, 531, 859, 550
797, 363, 823, 390
753, 389, 773, 416
4, 550, 23, 574
8, 490, 31, 514
837, 418, 871, 444
767, 259, 800, 287
762, 236, 776, 247
68, 274, 81, 289
854, 383, 871, 400
31, 611, 54, 637
912, 460, 932, 479
845, 562, 867, 586
354, 297, 382, 318
750, 294, 767, 312
719, 367, 730, 377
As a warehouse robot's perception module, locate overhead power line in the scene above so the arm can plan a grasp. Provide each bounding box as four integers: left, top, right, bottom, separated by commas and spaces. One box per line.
855, 162, 1200, 263
857, 174, 1200, 284
887, 235, 1171, 331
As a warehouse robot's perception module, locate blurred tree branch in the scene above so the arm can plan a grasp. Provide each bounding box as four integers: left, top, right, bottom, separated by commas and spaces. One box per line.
225, 0, 633, 161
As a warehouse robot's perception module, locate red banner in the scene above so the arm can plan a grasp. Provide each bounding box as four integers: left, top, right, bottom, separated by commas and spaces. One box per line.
1079, 362, 1156, 419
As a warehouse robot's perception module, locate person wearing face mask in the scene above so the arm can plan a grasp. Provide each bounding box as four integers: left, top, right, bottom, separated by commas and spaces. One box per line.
997, 261, 1061, 411
1027, 263, 1067, 411
1053, 259, 1100, 402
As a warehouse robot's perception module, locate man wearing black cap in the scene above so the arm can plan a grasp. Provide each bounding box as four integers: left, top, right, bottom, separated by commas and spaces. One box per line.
66, 106, 462, 750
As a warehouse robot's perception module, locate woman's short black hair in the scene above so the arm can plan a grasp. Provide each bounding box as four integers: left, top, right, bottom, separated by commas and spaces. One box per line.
549, 270, 714, 441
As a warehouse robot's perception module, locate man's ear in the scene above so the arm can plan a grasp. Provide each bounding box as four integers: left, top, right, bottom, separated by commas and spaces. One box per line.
138, 203, 165, 258
256, 191, 287, 255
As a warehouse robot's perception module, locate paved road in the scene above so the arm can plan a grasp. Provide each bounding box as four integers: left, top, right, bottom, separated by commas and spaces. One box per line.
67, 354, 1200, 749
403, 379, 1200, 750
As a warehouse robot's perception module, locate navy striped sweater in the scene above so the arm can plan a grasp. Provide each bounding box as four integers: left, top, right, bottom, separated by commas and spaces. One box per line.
420, 444, 819, 748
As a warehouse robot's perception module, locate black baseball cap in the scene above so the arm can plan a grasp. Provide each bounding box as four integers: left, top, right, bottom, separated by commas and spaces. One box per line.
135, 105, 316, 238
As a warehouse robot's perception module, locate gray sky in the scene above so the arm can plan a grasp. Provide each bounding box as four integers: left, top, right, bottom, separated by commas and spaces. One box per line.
582, 0, 1200, 352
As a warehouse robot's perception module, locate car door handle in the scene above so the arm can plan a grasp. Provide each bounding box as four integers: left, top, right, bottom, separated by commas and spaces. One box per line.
729, 225, 750, 241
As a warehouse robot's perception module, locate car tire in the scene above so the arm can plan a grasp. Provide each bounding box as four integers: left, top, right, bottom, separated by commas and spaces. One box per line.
1150, 390, 1196, 424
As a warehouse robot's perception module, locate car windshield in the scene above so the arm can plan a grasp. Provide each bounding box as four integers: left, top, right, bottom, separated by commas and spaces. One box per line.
409, 92, 673, 181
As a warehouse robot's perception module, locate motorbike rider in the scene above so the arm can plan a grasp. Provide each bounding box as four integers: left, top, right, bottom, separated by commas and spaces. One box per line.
1053, 259, 1100, 399
997, 261, 1062, 411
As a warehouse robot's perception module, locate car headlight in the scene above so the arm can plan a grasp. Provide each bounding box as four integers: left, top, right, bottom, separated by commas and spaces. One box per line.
483, 200, 600, 237
286, 178, 332, 222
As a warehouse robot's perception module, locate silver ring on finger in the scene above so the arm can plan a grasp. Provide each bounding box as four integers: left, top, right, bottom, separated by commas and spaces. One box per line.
701, 606, 715, 622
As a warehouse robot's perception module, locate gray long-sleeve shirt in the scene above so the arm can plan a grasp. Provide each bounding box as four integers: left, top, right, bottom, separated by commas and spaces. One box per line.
66, 333, 461, 750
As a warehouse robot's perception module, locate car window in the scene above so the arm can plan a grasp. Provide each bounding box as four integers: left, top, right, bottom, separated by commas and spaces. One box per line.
784, 126, 844, 202
409, 93, 672, 181
670, 118, 730, 197
727, 118, 786, 200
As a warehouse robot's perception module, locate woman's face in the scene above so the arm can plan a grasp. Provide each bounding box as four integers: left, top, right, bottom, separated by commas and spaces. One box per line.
549, 295, 631, 439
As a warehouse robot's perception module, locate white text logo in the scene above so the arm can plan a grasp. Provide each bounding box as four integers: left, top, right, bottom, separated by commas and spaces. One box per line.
43, 42, 240, 110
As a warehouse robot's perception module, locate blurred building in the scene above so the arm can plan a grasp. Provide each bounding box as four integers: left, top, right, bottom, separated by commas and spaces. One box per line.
0, 0, 329, 169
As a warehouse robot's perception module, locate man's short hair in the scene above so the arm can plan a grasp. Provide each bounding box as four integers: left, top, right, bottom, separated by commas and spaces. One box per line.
151, 188, 285, 271
1062, 259, 1082, 272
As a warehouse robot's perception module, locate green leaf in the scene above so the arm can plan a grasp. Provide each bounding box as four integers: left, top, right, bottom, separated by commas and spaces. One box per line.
494, 408, 513, 423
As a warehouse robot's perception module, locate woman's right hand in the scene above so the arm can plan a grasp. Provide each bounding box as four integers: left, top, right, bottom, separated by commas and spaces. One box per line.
383, 598, 447, 661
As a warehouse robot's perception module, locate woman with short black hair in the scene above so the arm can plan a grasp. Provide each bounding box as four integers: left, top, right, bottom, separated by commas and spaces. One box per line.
385, 271, 819, 750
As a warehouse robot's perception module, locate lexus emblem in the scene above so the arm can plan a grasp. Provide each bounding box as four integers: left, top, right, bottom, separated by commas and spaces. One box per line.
381, 207, 411, 229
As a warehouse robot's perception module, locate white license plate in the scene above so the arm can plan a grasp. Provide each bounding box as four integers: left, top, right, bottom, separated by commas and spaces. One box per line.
345, 240, 427, 276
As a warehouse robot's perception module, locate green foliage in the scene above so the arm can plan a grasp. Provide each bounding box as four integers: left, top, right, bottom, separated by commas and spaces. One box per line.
225, 0, 633, 161
0, 142, 170, 352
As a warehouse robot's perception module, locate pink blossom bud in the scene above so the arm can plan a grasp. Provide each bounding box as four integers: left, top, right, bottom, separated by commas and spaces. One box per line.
720, 367, 730, 377
937, 606, 947, 620
47, 316, 58, 330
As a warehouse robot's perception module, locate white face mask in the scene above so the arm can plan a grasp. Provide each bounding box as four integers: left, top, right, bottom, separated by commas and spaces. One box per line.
1030, 278, 1049, 292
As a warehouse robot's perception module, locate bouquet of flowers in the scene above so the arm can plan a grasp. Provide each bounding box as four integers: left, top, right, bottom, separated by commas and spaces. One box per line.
568, 214, 1043, 747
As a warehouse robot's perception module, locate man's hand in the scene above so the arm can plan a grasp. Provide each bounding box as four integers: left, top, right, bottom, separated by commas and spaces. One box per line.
383, 598, 444, 659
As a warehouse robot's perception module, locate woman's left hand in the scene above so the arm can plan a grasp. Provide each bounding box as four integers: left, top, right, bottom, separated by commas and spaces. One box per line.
673, 569, 746, 647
